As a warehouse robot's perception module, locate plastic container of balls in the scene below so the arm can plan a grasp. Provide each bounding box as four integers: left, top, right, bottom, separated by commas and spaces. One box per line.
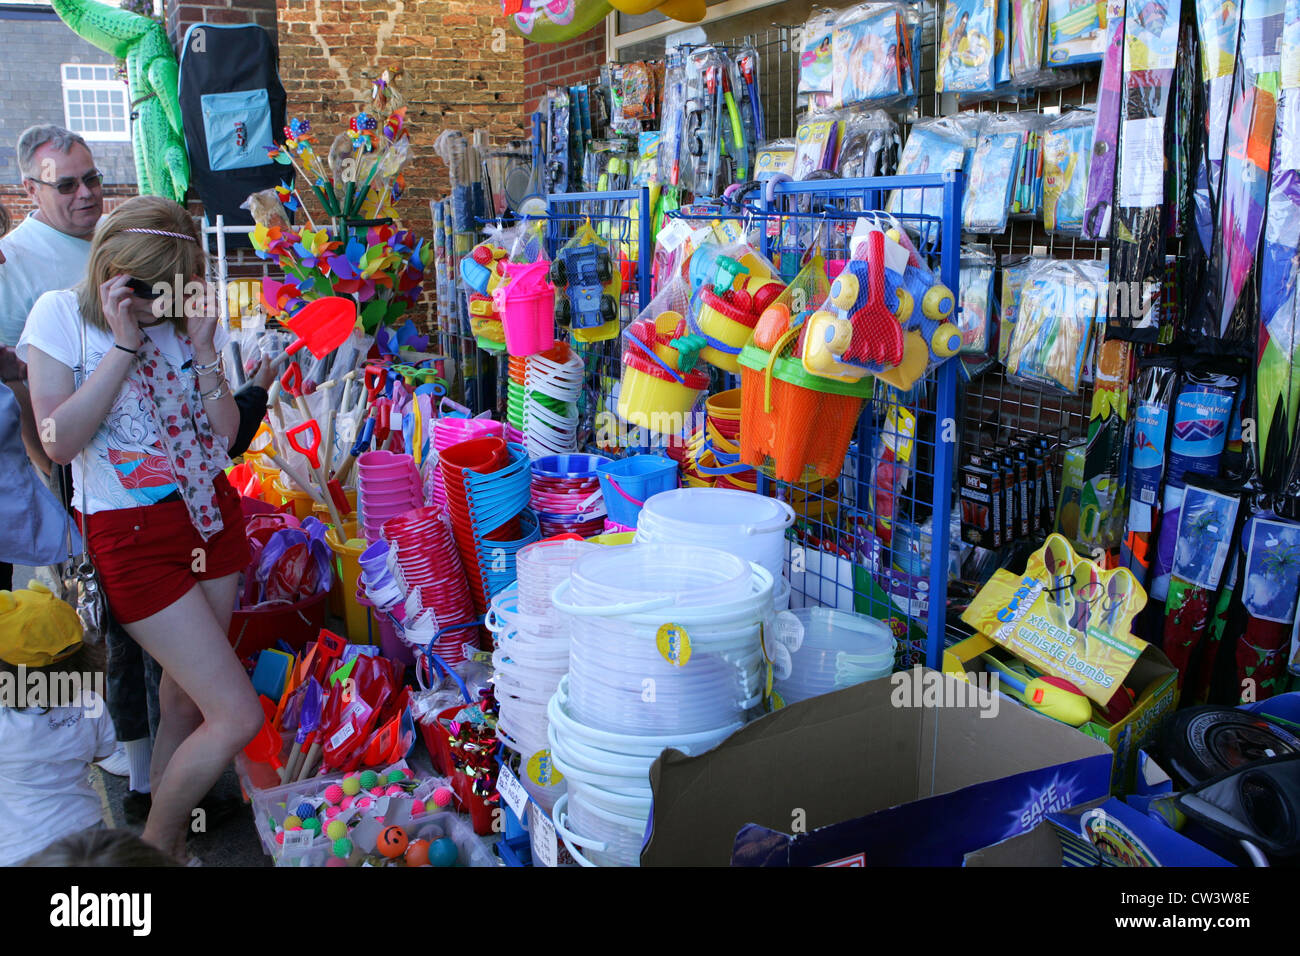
250, 759, 475, 865
277, 811, 495, 868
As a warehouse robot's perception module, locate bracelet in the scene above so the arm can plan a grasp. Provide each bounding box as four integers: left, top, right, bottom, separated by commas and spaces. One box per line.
115, 344, 139, 355
201, 381, 229, 401
192, 355, 223, 376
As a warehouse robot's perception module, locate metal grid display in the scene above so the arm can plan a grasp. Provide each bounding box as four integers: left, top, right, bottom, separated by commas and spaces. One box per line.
752, 173, 964, 670
544, 188, 653, 455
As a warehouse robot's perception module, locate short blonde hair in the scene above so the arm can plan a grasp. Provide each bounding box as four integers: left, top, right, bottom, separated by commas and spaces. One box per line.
76, 195, 206, 331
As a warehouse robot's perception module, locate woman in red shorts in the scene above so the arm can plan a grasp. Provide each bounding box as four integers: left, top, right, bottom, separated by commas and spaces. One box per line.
21, 195, 262, 862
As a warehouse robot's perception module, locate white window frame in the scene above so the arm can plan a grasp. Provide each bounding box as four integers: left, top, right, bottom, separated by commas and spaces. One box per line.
61, 63, 131, 142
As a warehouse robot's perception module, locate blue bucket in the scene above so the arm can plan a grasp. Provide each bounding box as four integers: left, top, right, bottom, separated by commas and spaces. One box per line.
595, 456, 679, 528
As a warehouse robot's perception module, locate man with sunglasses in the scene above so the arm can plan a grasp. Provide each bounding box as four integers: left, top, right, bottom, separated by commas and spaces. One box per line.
1, 126, 104, 352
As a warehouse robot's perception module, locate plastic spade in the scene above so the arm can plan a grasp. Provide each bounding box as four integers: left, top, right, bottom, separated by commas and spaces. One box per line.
286, 420, 347, 530
292, 678, 325, 782
244, 695, 285, 771
284, 296, 358, 359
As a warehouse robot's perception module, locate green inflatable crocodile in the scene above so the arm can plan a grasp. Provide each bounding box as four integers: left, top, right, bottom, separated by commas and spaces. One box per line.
51, 0, 189, 203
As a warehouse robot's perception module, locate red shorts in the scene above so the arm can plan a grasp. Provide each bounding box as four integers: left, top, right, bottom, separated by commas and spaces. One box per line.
79, 472, 251, 624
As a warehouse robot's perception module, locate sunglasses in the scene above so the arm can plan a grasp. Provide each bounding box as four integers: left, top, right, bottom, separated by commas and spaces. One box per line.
28, 169, 104, 195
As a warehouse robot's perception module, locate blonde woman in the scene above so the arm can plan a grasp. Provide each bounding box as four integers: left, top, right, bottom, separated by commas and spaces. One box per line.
19, 195, 261, 862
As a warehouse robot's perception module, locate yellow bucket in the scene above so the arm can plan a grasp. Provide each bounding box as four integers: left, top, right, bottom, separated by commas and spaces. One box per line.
270, 475, 314, 522
617, 365, 703, 435
311, 488, 358, 529
326, 520, 371, 643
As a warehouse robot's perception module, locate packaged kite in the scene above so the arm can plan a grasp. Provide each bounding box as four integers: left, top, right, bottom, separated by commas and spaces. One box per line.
889, 113, 982, 225
938, 0, 999, 93
963, 112, 1034, 233
958, 247, 997, 354
1041, 108, 1095, 235
997, 252, 1043, 364
1010, 0, 1050, 82
1005, 257, 1103, 393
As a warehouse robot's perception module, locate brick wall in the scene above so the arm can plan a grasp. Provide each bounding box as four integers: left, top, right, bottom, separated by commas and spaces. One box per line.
523, 21, 605, 116
165, 0, 278, 48
0, 183, 137, 226
273, 0, 528, 244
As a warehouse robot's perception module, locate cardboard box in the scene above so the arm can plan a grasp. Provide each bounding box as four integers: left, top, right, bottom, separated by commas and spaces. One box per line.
641, 669, 1112, 866
964, 798, 1235, 866
943, 632, 1179, 794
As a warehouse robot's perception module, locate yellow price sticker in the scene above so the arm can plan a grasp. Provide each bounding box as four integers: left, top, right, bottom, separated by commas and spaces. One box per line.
526, 749, 563, 788
656, 623, 692, 667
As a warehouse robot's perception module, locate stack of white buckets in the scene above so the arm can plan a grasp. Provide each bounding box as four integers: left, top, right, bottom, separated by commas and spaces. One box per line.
490, 539, 597, 822
549, 541, 775, 866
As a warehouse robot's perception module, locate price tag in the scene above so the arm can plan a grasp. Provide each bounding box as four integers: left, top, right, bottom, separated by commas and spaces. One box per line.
498, 764, 530, 820
526, 749, 564, 788
529, 803, 558, 868
769, 640, 793, 681
656, 218, 693, 253
281, 829, 314, 852
656, 623, 692, 667
774, 610, 804, 653
328, 722, 355, 751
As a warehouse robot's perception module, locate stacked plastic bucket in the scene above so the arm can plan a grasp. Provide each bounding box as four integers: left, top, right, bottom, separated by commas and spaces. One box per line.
429, 417, 503, 512
439, 436, 539, 614
381, 506, 477, 666
523, 344, 584, 460
490, 539, 596, 817
549, 543, 773, 866
357, 449, 423, 544
530, 454, 609, 538
594, 455, 678, 531
635, 487, 794, 610
772, 606, 897, 706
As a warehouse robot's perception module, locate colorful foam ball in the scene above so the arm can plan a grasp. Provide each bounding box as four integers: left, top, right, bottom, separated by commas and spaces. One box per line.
302, 817, 322, 835
356, 796, 373, 811
359, 770, 379, 790
428, 837, 458, 867
332, 837, 353, 859
325, 856, 347, 867
275, 831, 285, 845
370, 787, 385, 797
378, 826, 409, 859
342, 775, 362, 796
404, 839, 430, 867
296, 802, 316, 819
386, 770, 405, 784
410, 800, 426, 816
323, 784, 344, 804
385, 785, 403, 797
326, 820, 348, 841
432, 786, 454, 808
402, 768, 415, 779
340, 796, 355, 811
283, 815, 302, 830
325, 806, 341, 819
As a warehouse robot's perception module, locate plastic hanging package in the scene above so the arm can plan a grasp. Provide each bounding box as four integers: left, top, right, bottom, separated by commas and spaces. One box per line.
1108, 0, 1182, 342
957, 247, 997, 354
798, 7, 840, 101
836, 110, 900, 179
1121, 358, 1178, 586
658, 55, 688, 188
938, 0, 1000, 93
756, 138, 798, 182
1009, 112, 1052, 219
1009, 0, 1050, 83
1045, 0, 1108, 64
1081, 0, 1128, 240
997, 252, 1044, 364
830, 2, 921, 112
793, 109, 844, 179
889, 113, 982, 225
1005, 257, 1103, 394
963, 112, 1036, 233
1041, 108, 1096, 235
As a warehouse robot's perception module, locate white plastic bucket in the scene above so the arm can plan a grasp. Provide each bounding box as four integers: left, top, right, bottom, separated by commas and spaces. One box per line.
636, 488, 794, 581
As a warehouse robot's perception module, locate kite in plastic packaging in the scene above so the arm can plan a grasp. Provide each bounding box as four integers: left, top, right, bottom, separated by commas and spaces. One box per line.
939, 0, 999, 93
1010, 0, 1050, 81
1005, 258, 1101, 394
957, 248, 996, 355
998, 253, 1041, 365
889, 114, 981, 227
1042, 109, 1096, 235
963, 113, 1030, 232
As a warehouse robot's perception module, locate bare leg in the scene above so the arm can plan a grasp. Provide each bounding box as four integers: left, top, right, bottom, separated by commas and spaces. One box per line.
122, 582, 261, 858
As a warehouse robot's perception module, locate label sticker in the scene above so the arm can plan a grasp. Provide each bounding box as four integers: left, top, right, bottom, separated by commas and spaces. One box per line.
656, 623, 692, 667
497, 764, 530, 820
529, 803, 558, 868
773, 611, 804, 652
526, 749, 564, 788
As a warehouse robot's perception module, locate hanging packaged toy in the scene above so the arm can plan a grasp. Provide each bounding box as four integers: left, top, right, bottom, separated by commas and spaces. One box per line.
1046, 0, 1108, 64
1005, 257, 1102, 394
889, 113, 982, 225
756, 140, 798, 181
548, 220, 621, 344
738, 255, 873, 482
957, 247, 996, 355
1041, 108, 1096, 235
798, 8, 839, 101
687, 242, 786, 373
963, 112, 1033, 233
836, 110, 899, 179
802, 215, 960, 391
938, 0, 999, 94
618, 276, 710, 435
831, 2, 920, 112
997, 252, 1044, 364
1010, 0, 1050, 82
793, 111, 844, 179
1009, 113, 1052, 218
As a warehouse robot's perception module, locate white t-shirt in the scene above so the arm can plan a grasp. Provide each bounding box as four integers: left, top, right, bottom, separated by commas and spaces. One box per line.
0, 214, 93, 347
17, 289, 230, 515
0, 693, 116, 866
